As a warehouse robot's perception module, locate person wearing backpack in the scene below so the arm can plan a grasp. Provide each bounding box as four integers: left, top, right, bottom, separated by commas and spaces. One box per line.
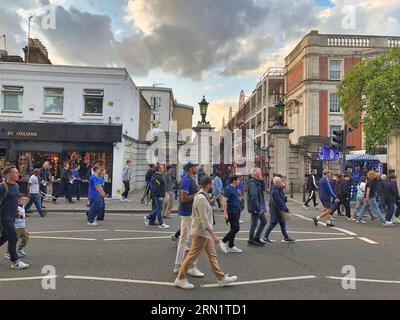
144, 165, 169, 229
0, 166, 29, 269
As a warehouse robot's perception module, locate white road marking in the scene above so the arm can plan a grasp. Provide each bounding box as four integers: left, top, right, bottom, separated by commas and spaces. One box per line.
234, 237, 355, 243
327, 276, 400, 284
30, 229, 110, 235
114, 230, 172, 234
104, 236, 171, 242
201, 275, 317, 288
0, 275, 58, 282
64, 275, 175, 287
214, 230, 346, 236
357, 237, 379, 244
294, 213, 358, 236
30, 236, 97, 241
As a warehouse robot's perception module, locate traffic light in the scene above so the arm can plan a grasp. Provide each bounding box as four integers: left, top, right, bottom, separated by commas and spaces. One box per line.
331, 129, 345, 152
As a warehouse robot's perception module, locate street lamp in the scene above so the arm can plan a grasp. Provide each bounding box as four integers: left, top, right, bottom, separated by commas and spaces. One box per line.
198, 96, 209, 125
274, 99, 285, 127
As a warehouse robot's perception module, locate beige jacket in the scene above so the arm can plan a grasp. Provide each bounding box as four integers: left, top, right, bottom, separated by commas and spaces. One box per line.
191, 190, 214, 239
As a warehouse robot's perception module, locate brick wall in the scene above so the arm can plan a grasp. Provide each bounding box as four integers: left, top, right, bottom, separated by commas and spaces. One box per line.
319, 56, 328, 80
319, 91, 328, 136
344, 56, 362, 74
287, 62, 304, 93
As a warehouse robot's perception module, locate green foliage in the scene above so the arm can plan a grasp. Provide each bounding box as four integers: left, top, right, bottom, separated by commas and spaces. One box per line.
337, 48, 400, 151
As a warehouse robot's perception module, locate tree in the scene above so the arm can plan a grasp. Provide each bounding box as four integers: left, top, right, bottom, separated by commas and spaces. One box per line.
337, 48, 400, 152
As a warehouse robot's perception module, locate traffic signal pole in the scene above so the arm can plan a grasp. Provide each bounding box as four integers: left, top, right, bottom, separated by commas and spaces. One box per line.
341, 125, 347, 174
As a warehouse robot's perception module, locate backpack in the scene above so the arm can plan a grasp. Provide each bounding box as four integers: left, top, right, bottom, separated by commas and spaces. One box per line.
0, 181, 9, 206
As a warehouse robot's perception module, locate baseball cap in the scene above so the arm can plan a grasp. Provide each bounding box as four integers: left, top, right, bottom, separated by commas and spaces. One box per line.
184, 162, 199, 171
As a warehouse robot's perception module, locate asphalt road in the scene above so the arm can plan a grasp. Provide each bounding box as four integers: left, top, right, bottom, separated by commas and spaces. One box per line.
0, 200, 400, 300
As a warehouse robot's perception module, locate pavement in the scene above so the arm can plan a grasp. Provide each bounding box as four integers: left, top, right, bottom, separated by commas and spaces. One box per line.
1, 193, 400, 300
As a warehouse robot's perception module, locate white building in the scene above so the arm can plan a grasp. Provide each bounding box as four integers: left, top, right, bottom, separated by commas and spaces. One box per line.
0, 62, 145, 198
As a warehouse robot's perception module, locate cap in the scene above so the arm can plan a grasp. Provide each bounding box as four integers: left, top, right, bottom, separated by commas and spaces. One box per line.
184, 162, 199, 171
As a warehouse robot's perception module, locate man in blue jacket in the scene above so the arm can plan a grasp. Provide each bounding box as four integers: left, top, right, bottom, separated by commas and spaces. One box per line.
247, 168, 267, 247
313, 169, 339, 228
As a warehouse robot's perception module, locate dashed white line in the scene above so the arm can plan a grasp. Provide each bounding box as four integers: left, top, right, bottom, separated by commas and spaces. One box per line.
103, 236, 171, 242
201, 275, 317, 288
0, 275, 58, 282
30, 229, 110, 235
280, 237, 355, 243
30, 236, 97, 241
64, 275, 175, 287
357, 237, 378, 244
114, 230, 172, 234
327, 276, 400, 284
293, 214, 358, 236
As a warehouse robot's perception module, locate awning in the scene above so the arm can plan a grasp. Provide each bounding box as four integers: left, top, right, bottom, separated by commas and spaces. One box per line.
346, 154, 379, 162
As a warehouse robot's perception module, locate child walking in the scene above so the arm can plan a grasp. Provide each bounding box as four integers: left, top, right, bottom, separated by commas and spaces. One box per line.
16, 194, 29, 257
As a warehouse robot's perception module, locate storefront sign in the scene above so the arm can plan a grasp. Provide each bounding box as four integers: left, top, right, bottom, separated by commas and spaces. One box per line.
7, 131, 38, 138
318, 146, 340, 161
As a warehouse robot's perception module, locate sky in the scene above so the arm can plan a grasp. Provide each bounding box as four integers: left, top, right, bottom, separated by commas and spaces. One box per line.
0, 0, 399, 128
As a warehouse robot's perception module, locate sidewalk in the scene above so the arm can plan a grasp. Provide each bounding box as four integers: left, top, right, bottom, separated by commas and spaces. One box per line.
39, 188, 180, 213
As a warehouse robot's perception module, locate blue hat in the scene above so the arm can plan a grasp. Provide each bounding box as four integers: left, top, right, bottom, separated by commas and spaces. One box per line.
184, 162, 199, 171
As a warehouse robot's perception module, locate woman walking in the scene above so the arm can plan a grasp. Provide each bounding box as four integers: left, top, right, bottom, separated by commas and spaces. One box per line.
263, 177, 295, 244
72, 164, 81, 202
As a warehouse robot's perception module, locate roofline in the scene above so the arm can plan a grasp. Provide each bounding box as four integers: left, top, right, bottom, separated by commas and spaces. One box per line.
175, 103, 194, 110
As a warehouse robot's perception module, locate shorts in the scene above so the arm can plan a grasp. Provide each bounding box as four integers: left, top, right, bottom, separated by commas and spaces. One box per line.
321, 200, 332, 210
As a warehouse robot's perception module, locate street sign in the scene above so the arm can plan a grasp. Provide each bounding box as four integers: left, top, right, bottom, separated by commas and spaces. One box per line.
318, 146, 340, 161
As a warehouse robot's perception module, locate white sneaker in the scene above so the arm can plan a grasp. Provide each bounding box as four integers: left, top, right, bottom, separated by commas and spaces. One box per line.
144, 216, 149, 227
159, 224, 170, 229
174, 278, 194, 289
87, 221, 98, 226
314, 206, 320, 210
120, 197, 126, 202
11, 260, 29, 269
228, 246, 243, 253
329, 216, 336, 221
219, 241, 228, 254
393, 217, 400, 224
3, 253, 10, 260
239, 219, 244, 224
356, 220, 367, 224
383, 221, 394, 227
187, 267, 205, 278
174, 266, 180, 274
218, 274, 238, 287
17, 250, 27, 257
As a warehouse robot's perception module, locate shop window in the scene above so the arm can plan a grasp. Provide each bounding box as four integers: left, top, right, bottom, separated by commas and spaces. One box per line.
2, 86, 23, 112
44, 88, 64, 114
84, 89, 104, 115
17, 152, 60, 180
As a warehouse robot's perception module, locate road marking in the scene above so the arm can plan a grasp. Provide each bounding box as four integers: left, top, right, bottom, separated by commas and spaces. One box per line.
30, 236, 97, 241
327, 276, 400, 284
114, 230, 173, 234
214, 230, 346, 236
201, 275, 317, 288
235, 237, 355, 243
30, 229, 110, 235
357, 237, 378, 244
64, 275, 175, 287
104, 236, 171, 242
293, 214, 358, 236
0, 275, 58, 282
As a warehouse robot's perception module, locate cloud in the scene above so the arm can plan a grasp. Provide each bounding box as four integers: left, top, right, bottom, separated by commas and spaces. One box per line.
206, 98, 239, 129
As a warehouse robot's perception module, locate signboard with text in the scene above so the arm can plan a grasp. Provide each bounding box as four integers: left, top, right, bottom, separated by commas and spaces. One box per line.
318, 146, 340, 161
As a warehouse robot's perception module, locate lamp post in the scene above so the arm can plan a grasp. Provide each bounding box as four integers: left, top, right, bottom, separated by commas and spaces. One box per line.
198, 96, 210, 125
274, 99, 285, 127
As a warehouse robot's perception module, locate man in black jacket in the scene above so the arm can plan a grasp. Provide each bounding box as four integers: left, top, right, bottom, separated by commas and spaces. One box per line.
303, 170, 319, 210
144, 165, 169, 229
53, 162, 73, 204
383, 174, 400, 223
334, 173, 352, 219
141, 164, 155, 204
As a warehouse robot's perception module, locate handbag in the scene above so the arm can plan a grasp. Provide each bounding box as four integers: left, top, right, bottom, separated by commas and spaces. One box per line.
271, 194, 291, 222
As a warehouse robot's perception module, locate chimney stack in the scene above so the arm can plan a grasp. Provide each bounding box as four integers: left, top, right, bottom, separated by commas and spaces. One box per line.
23, 38, 52, 64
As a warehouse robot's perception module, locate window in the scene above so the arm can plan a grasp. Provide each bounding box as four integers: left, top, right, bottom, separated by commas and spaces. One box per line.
330, 93, 341, 113
84, 89, 104, 115
329, 60, 341, 80
330, 125, 342, 137
44, 88, 64, 114
150, 97, 162, 109
2, 86, 23, 112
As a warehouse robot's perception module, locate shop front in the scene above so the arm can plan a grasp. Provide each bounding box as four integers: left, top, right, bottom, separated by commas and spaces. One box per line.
0, 122, 122, 196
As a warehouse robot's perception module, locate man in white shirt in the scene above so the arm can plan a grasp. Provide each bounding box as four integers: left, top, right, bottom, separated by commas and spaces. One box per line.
24, 169, 45, 217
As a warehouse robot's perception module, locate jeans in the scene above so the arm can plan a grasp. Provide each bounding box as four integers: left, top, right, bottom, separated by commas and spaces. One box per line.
87, 197, 104, 223
122, 180, 130, 199
264, 219, 289, 240
24, 194, 44, 216
147, 196, 164, 226
356, 198, 385, 223
73, 181, 81, 200
385, 200, 395, 222
249, 212, 267, 242
222, 209, 240, 248
0, 219, 19, 262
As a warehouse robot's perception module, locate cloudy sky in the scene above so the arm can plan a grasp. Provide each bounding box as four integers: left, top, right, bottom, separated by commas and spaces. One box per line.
1, 0, 399, 127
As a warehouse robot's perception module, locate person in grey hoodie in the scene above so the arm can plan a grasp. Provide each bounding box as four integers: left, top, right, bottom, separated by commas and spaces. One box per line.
247, 168, 267, 247
163, 165, 174, 218
120, 160, 132, 202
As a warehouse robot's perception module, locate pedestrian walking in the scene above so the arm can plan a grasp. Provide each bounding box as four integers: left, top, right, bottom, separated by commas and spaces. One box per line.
355, 171, 393, 227
53, 162, 74, 204
247, 168, 267, 247
163, 165, 174, 219
263, 177, 295, 244
15, 194, 29, 257
39, 161, 51, 208
174, 176, 238, 289
172, 163, 204, 278
121, 160, 132, 202
377, 174, 388, 212
383, 174, 400, 223
334, 173, 352, 220
144, 165, 170, 229
312, 170, 339, 228
24, 168, 45, 217
0, 166, 29, 269
303, 170, 319, 210
87, 165, 107, 226
97, 168, 107, 221
72, 164, 82, 202
220, 175, 242, 254
141, 164, 155, 204
213, 172, 223, 209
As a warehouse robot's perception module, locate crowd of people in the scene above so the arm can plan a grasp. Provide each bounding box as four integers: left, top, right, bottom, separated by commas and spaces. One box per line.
303, 169, 400, 228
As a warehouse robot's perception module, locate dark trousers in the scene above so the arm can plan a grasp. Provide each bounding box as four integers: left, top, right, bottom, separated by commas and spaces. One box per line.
40, 185, 47, 206
87, 197, 104, 223
175, 229, 181, 238
222, 209, 240, 248
73, 181, 81, 200
335, 196, 351, 218
385, 199, 395, 222
264, 219, 289, 240
304, 190, 317, 207
0, 219, 19, 262
249, 212, 267, 242
122, 181, 130, 199
24, 194, 44, 216
396, 200, 400, 218
54, 180, 72, 202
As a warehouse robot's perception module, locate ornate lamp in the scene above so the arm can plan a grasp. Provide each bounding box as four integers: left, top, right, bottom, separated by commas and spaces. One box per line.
274, 99, 285, 126
198, 96, 209, 125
